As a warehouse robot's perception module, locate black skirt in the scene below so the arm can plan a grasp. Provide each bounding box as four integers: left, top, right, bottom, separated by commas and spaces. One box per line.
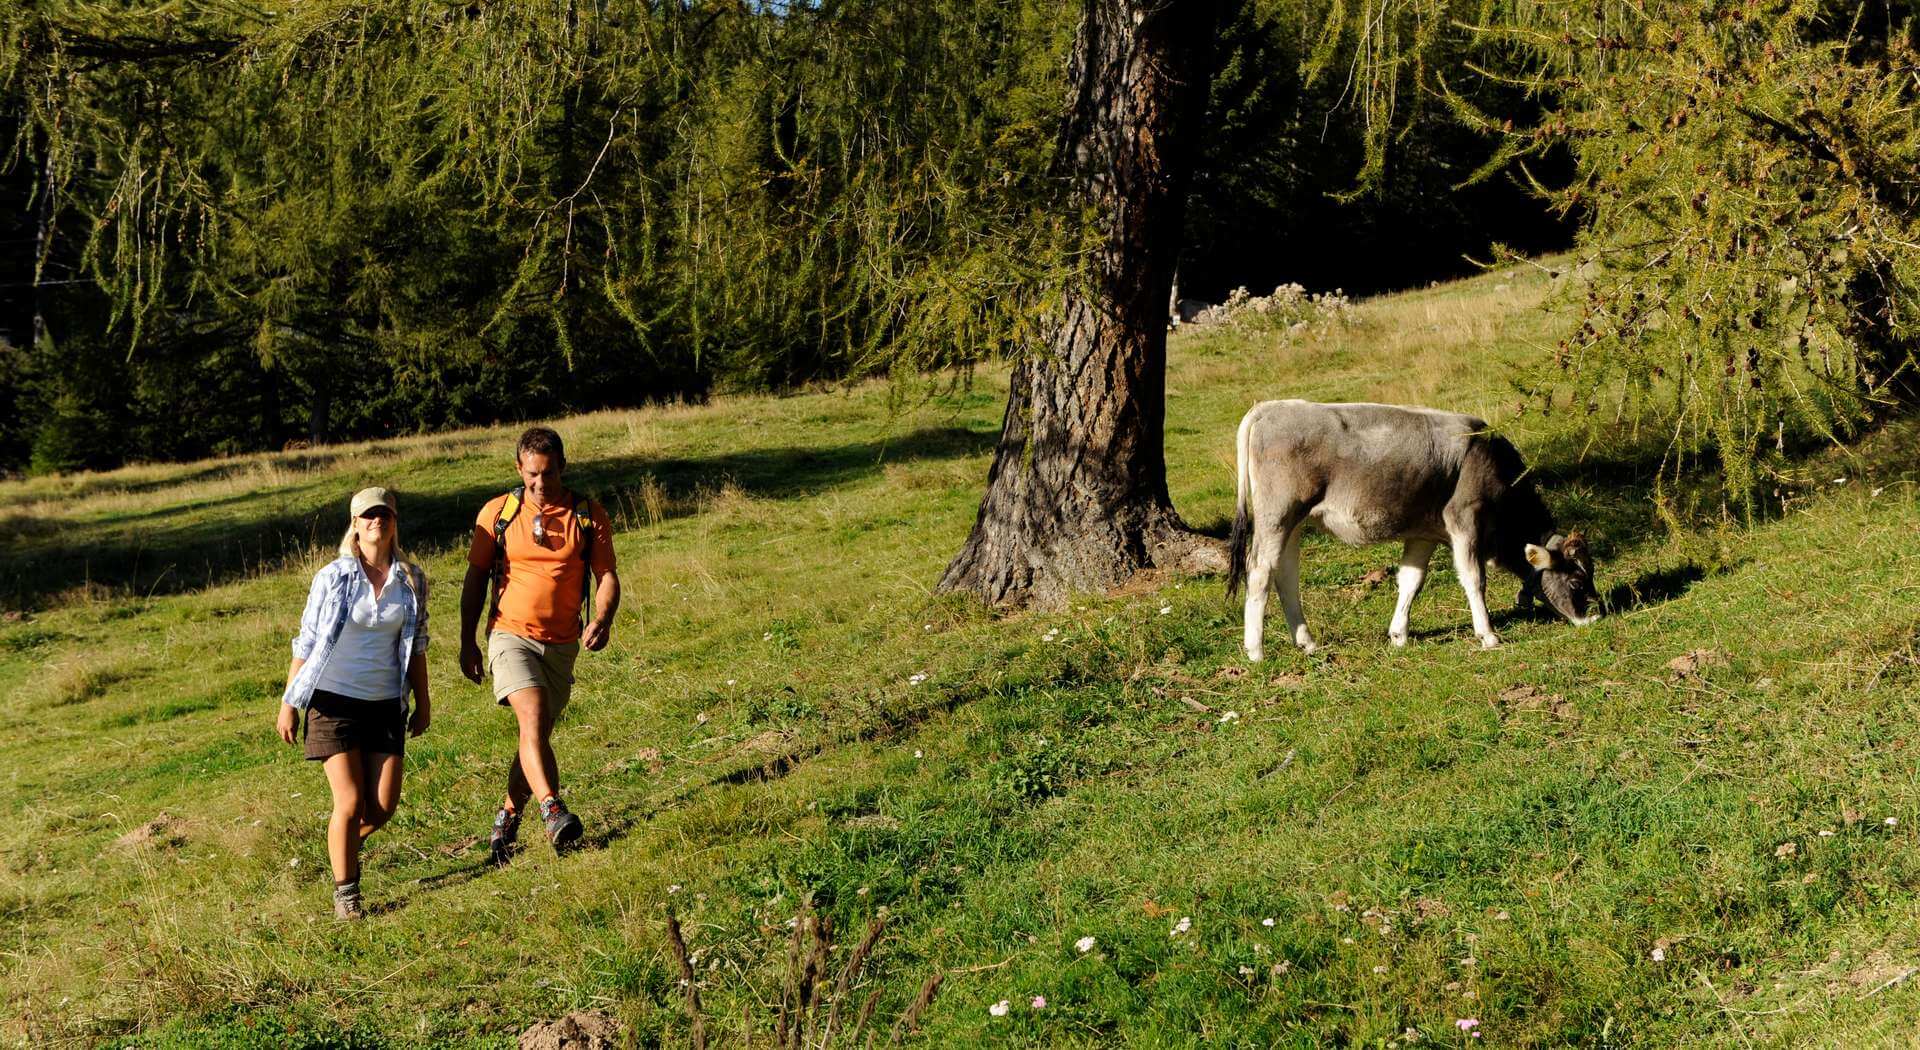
303, 689, 407, 760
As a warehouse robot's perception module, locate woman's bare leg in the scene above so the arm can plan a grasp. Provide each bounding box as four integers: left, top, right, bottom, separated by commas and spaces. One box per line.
321, 752, 366, 884
357, 751, 404, 843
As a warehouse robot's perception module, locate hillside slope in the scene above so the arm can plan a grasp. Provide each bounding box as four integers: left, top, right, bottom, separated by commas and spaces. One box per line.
3, 263, 1919, 1047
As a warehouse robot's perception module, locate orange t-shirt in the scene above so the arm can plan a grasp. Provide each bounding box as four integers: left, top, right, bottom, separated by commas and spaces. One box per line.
467, 491, 616, 644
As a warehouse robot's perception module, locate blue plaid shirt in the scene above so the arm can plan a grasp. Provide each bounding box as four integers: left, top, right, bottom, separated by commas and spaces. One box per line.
282, 556, 429, 710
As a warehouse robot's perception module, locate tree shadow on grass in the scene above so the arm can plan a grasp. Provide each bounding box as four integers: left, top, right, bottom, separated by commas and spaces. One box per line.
0, 425, 996, 611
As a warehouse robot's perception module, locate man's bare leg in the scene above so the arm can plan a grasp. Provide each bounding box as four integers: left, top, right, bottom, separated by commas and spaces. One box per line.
490, 687, 561, 863
504, 755, 533, 815
504, 685, 558, 807
505, 685, 581, 849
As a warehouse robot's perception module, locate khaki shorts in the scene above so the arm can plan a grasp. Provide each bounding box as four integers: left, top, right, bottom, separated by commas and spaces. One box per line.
488, 631, 579, 711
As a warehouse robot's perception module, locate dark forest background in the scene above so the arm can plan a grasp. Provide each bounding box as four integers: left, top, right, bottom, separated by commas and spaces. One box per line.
0, 1, 1572, 475
3, 0, 1912, 501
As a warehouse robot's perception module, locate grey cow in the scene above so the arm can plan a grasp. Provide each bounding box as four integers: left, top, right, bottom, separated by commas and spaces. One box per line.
1226, 400, 1601, 660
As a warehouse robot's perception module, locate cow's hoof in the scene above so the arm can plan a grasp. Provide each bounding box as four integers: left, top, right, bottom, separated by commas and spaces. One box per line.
1389, 632, 1409, 648
1478, 634, 1501, 649
1246, 648, 1265, 663
1298, 641, 1319, 655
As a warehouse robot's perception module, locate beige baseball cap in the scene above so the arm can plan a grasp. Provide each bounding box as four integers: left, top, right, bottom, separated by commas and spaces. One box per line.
349, 487, 397, 518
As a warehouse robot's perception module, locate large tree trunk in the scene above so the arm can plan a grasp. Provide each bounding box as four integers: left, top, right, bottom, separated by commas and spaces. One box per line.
939, 0, 1225, 608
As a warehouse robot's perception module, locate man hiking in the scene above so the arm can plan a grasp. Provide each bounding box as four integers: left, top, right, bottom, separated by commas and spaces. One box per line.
461, 426, 620, 863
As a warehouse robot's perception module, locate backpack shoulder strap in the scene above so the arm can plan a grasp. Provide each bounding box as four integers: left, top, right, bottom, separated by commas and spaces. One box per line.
497, 487, 525, 529
573, 493, 599, 629
486, 487, 525, 624
492, 487, 525, 564
572, 493, 596, 564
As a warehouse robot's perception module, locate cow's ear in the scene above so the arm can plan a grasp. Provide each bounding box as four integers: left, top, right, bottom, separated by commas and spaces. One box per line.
1524, 543, 1554, 570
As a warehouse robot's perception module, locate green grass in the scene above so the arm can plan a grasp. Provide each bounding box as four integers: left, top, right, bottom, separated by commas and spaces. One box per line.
4, 261, 1920, 1046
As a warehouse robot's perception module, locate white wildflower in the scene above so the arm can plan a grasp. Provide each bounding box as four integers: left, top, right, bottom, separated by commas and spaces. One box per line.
1075, 936, 1097, 953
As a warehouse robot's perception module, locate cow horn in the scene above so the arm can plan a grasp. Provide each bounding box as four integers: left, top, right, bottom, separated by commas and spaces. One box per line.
1546, 533, 1566, 551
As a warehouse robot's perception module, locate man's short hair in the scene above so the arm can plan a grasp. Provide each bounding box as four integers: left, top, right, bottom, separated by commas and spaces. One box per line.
516, 426, 566, 467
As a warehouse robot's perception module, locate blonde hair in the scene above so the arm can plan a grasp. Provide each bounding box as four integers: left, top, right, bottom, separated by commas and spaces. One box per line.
338, 516, 425, 589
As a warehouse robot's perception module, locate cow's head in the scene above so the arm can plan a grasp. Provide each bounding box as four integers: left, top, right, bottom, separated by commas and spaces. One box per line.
1524, 531, 1601, 625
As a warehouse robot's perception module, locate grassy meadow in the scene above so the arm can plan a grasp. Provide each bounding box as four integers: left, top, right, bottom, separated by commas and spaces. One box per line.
4, 262, 1920, 1047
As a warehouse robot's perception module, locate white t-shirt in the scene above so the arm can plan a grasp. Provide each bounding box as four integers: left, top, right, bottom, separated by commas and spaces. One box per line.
314, 566, 409, 701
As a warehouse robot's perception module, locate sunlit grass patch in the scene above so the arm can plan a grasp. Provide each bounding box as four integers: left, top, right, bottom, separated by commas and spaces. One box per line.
3, 261, 1920, 1045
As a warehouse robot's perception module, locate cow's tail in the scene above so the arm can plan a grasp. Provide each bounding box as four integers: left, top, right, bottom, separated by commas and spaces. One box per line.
1226, 407, 1255, 599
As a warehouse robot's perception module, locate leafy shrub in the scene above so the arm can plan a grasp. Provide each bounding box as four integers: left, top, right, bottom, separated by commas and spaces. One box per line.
988, 735, 1085, 808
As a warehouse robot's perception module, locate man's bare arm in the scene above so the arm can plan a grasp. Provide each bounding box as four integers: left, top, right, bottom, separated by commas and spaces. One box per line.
460, 563, 490, 682
582, 569, 620, 651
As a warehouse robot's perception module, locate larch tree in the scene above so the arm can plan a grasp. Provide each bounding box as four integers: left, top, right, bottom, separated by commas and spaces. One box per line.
1455, 0, 1919, 511
938, 0, 1229, 607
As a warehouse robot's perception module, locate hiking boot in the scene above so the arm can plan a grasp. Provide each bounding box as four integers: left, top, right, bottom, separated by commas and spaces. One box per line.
488, 805, 522, 866
334, 882, 364, 921
540, 796, 583, 851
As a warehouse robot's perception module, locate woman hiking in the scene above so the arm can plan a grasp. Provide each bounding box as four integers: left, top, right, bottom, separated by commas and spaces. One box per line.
276, 487, 431, 919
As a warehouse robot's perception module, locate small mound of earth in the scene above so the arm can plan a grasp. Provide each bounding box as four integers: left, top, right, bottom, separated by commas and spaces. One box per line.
1494, 684, 1578, 721
520, 1009, 624, 1050
1666, 648, 1726, 677
115, 814, 184, 850
1846, 951, 1919, 996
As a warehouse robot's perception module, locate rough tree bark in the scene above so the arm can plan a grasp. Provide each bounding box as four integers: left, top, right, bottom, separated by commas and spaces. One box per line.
939, 0, 1226, 608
